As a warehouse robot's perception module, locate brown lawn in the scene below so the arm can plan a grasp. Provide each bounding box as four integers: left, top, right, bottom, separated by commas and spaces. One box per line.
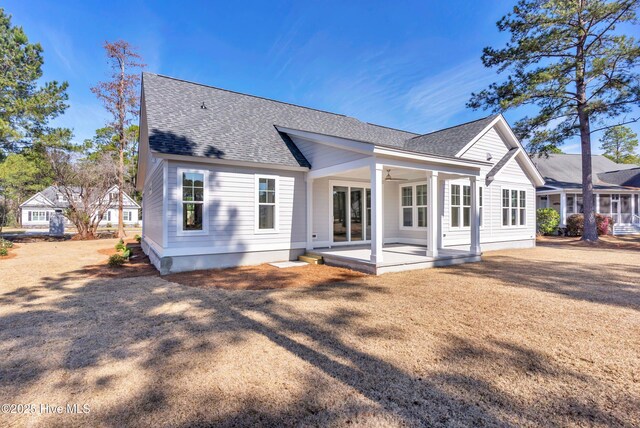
0, 237, 638, 427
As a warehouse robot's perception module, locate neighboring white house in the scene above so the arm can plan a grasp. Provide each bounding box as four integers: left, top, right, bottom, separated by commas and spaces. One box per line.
20, 185, 141, 228
533, 154, 640, 235
137, 73, 545, 275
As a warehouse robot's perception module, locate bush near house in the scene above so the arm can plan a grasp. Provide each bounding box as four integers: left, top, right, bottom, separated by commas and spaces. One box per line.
536, 208, 560, 235
0, 238, 13, 249
566, 213, 613, 236
115, 238, 125, 251
108, 253, 126, 267
134, 234, 141, 243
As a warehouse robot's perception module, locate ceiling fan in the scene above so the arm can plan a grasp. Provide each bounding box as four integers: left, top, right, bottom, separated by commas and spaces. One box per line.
384, 169, 408, 182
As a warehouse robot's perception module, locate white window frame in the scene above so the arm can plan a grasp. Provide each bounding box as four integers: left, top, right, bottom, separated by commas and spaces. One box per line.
501, 187, 527, 228
255, 174, 279, 234
450, 183, 472, 230
399, 182, 428, 230
123, 211, 132, 222
177, 168, 209, 236
29, 211, 51, 222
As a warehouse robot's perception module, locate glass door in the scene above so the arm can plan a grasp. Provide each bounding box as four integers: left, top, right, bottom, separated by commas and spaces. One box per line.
620, 195, 632, 224
350, 188, 364, 241
332, 184, 371, 244
611, 195, 620, 224
333, 186, 348, 242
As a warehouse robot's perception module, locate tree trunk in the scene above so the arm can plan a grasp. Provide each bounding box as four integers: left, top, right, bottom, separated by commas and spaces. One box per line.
577, 106, 598, 241
576, 2, 598, 241
117, 55, 126, 239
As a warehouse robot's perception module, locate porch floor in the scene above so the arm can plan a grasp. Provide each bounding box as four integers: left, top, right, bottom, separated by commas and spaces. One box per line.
309, 244, 481, 275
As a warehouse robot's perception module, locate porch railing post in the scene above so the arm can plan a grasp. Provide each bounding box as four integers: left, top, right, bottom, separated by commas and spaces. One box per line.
426, 171, 439, 258
370, 162, 383, 264
470, 176, 481, 255
560, 192, 567, 227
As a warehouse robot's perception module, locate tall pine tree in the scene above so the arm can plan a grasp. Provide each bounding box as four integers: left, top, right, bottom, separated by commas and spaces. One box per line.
469, 0, 640, 241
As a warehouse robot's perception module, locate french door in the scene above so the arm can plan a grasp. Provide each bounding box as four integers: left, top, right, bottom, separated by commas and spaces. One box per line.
332, 184, 371, 244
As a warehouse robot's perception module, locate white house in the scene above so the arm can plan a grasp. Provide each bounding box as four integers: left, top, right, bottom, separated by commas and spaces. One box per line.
20, 185, 140, 228
137, 73, 545, 275
533, 154, 640, 235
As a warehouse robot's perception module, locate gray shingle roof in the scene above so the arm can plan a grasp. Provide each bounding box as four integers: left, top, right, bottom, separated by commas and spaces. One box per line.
142, 73, 499, 167
29, 186, 140, 209
403, 115, 499, 157
598, 167, 640, 188
532, 154, 640, 189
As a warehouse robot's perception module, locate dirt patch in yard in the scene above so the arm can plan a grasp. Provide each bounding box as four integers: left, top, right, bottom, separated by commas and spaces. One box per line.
83, 242, 158, 279
166, 263, 367, 290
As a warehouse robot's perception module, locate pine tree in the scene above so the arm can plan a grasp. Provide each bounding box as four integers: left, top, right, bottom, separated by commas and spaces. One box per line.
599, 125, 639, 163
469, 0, 640, 241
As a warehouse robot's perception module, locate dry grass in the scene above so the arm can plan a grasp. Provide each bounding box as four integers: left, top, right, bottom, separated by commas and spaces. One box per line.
165, 263, 366, 290
0, 238, 638, 427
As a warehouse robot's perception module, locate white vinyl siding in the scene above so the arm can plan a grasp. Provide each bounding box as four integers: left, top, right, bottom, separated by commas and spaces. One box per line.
143, 161, 165, 246
166, 161, 306, 252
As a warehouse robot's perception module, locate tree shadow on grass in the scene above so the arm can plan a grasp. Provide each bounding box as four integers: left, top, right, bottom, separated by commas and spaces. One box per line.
442, 253, 640, 311
1, 264, 638, 426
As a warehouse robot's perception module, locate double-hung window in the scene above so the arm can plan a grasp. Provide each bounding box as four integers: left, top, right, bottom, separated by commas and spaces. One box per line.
502, 188, 527, 226
451, 184, 471, 228
257, 176, 277, 232
123, 211, 132, 222
179, 170, 206, 233
401, 186, 413, 228
400, 183, 428, 229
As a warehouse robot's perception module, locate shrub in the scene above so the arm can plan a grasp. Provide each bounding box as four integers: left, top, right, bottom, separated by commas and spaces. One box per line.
134, 234, 141, 243
536, 208, 560, 235
121, 248, 131, 260
108, 253, 126, 267
134, 222, 140, 228
566, 213, 613, 236
106, 222, 112, 228
115, 238, 125, 251
0, 248, 7, 256
0, 238, 13, 248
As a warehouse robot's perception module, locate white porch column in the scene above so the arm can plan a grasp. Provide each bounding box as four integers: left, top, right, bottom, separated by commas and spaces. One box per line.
595, 193, 600, 214
426, 171, 439, 258
560, 192, 567, 227
470, 176, 481, 255
370, 162, 383, 264
306, 176, 314, 251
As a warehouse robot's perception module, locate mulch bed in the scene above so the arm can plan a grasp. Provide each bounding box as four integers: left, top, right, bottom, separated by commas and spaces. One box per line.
81, 241, 158, 279
0, 243, 19, 261
165, 263, 366, 290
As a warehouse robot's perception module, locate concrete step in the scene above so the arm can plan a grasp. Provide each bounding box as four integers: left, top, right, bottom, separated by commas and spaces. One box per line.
298, 254, 324, 265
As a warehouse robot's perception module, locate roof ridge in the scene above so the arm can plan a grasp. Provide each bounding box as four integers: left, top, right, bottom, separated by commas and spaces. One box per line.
408, 113, 499, 140
144, 72, 362, 121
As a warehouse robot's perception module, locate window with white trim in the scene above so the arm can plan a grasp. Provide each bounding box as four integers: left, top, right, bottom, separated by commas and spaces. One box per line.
181, 172, 205, 231
29, 211, 51, 222
401, 186, 413, 227
123, 211, 132, 222
400, 183, 428, 229
257, 177, 277, 230
451, 184, 471, 228
502, 188, 527, 226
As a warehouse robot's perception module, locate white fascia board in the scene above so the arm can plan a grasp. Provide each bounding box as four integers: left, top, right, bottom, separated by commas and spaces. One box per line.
375, 156, 482, 177
20, 192, 55, 208
152, 153, 310, 172
275, 126, 374, 155
373, 146, 490, 169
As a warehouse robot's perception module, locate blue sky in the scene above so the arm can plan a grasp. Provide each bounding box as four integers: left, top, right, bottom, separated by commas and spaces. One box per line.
5, 0, 639, 154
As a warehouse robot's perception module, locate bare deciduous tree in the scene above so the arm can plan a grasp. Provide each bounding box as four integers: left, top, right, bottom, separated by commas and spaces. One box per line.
48, 150, 118, 239
91, 40, 144, 238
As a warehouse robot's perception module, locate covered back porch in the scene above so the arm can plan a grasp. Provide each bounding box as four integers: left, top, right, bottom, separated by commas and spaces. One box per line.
305, 155, 485, 274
